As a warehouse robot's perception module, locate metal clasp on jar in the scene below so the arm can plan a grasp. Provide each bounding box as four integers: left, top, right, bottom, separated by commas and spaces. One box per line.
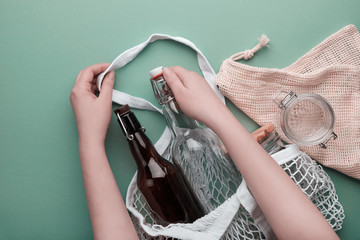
319, 132, 337, 149
273, 91, 297, 109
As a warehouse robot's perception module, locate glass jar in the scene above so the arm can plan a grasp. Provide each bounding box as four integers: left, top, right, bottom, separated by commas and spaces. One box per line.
273, 91, 337, 148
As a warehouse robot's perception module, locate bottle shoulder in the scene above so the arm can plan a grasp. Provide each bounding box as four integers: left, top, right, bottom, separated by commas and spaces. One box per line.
137, 152, 176, 178
172, 127, 221, 145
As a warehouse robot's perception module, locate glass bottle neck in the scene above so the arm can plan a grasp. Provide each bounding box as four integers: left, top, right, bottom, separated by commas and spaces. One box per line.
260, 130, 285, 155
129, 130, 158, 168
114, 107, 160, 169
162, 99, 200, 133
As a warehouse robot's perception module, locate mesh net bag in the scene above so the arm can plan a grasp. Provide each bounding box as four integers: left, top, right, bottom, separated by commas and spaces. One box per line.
126, 144, 344, 240
215, 25, 360, 179
94, 31, 346, 239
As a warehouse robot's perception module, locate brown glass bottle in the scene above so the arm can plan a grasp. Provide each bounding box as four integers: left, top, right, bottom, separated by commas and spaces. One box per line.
114, 105, 205, 226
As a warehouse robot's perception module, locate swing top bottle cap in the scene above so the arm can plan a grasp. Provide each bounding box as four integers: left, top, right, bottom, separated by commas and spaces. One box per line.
114, 105, 142, 140
149, 66, 174, 105
150, 66, 164, 79
114, 104, 131, 116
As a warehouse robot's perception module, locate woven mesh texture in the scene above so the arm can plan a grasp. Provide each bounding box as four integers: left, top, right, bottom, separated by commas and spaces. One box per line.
287, 99, 326, 138
215, 25, 360, 179
280, 153, 344, 231
171, 128, 242, 213
129, 147, 344, 239
220, 205, 266, 240
130, 186, 265, 240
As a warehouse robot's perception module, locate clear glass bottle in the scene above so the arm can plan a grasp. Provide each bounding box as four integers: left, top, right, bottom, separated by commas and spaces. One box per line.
150, 67, 242, 213
114, 104, 205, 226
259, 130, 285, 155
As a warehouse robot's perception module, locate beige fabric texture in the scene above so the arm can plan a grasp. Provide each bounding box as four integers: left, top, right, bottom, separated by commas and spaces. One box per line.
215, 25, 360, 179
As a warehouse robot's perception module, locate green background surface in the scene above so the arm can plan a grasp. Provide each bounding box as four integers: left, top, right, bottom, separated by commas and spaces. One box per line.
1, 0, 359, 239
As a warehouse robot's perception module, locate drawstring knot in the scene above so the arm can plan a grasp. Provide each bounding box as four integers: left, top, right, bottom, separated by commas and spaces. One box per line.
231, 34, 270, 61
243, 50, 254, 60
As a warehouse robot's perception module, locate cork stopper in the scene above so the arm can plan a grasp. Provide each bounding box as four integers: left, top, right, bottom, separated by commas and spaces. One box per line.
251, 123, 275, 143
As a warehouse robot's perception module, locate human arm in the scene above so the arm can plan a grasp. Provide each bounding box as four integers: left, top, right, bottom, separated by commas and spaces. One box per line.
162, 66, 339, 240
70, 63, 138, 240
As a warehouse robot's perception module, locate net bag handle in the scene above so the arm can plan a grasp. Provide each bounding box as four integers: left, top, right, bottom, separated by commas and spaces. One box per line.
96, 34, 224, 154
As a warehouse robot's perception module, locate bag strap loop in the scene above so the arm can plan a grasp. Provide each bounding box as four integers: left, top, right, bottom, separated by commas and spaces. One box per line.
96, 34, 224, 154
96, 34, 224, 110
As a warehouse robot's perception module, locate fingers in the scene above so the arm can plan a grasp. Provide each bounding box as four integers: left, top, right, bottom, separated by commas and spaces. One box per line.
76, 63, 111, 86
167, 66, 204, 89
163, 67, 186, 95
75, 70, 84, 84
99, 71, 115, 101
167, 66, 192, 85
91, 81, 99, 94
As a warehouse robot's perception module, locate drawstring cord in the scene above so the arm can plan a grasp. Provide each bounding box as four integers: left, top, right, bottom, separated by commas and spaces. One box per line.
230, 34, 270, 61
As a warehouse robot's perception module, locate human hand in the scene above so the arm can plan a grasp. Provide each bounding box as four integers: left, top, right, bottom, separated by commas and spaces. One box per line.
162, 66, 229, 127
70, 63, 114, 145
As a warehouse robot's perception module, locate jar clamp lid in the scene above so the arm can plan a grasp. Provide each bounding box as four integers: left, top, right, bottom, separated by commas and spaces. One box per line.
273, 91, 337, 148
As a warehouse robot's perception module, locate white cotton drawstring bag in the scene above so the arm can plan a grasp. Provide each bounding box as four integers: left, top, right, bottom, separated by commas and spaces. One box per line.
216, 25, 360, 180
97, 34, 344, 239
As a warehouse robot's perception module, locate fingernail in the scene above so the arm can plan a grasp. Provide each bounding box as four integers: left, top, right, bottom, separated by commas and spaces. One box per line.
162, 67, 170, 76
108, 71, 115, 80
